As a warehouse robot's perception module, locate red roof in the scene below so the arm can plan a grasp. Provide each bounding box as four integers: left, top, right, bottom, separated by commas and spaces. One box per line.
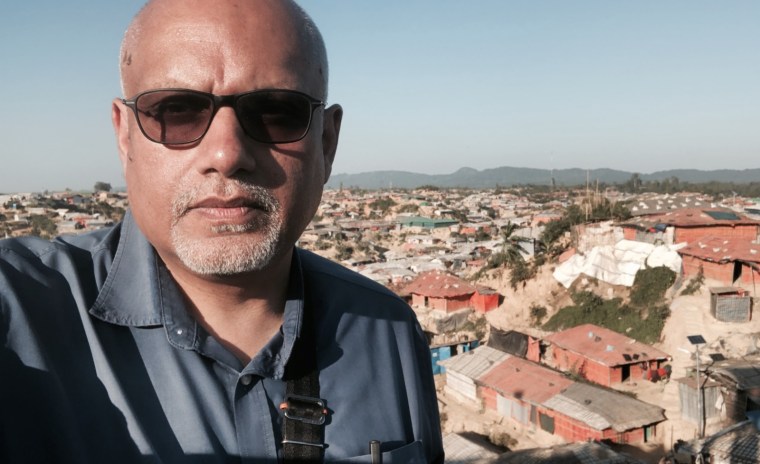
679, 235, 760, 264
543, 324, 670, 367
478, 355, 572, 404
646, 208, 759, 227
402, 270, 478, 298
623, 208, 760, 232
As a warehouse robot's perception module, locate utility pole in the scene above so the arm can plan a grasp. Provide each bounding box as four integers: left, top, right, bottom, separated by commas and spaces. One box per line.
688, 335, 706, 438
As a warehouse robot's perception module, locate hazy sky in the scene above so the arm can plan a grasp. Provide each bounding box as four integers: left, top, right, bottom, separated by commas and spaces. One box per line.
1, 1, 758, 193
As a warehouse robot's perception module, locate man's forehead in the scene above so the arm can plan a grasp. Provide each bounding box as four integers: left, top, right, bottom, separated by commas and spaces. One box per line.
133, 0, 305, 47
123, 4, 320, 96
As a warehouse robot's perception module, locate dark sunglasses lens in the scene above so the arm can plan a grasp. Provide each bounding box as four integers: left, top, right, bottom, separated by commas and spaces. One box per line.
135, 90, 213, 144
236, 91, 312, 143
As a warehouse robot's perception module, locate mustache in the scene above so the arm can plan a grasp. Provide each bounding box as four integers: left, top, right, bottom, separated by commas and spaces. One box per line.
171, 180, 279, 220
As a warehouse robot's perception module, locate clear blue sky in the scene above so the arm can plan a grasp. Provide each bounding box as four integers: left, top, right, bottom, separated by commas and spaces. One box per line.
1, 1, 758, 193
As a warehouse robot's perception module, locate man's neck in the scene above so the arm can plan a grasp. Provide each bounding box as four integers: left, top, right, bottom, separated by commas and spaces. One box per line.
163, 249, 294, 365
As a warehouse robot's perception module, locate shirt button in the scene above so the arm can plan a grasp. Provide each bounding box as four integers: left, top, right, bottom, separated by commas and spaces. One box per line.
176, 328, 184, 336
240, 375, 253, 386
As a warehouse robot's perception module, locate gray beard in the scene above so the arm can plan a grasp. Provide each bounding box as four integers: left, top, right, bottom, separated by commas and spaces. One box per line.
169, 181, 283, 275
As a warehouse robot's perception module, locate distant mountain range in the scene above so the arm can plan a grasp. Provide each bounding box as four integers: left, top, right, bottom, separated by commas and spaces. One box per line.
325, 167, 760, 190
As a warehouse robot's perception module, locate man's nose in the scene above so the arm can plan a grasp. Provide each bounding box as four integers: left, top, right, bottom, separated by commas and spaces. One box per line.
196, 107, 257, 177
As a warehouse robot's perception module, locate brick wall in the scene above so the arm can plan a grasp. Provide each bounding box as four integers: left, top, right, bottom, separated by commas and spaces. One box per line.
417, 295, 470, 313
488, 390, 653, 444
552, 347, 613, 387
470, 292, 499, 313
440, 295, 471, 313
739, 263, 760, 285
675, 225, 759, 244
536, 407, 605, 442
479, 386, 497, 411
682, 255, 734, 283
602, 426, 645, 444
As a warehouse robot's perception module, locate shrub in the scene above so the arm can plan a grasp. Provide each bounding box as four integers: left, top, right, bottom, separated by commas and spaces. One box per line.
530, 305, 547, 325
543, 285, 670, 344
630, 266, 676, 307
509, 260, 534, 290
681, 266, 705, 296
571, 291, 603, 309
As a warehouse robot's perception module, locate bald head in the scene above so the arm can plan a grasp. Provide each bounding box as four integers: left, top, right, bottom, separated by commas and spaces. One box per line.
119, 0, 329, 99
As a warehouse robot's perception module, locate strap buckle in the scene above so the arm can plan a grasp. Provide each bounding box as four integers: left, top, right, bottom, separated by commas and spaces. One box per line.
280, 394, 328, 426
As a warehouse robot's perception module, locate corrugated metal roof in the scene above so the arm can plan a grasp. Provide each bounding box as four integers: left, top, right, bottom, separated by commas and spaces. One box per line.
708, 358, 760, 390
496, 441, 646, 463
679, 420, 760, 462
470, 349, 665, 433
442, 433, 500, 464
709, 286, 745, 295
478, 356, 572, 404
438, 345, 508, 378
627, 194, 708, 218
552, 383, 666, 432
678, 235, 760, 264
543, 324, 670, 367
543, 394, 611, 431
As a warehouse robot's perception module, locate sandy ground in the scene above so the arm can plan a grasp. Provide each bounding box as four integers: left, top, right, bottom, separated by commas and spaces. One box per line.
441, 266, 760, 463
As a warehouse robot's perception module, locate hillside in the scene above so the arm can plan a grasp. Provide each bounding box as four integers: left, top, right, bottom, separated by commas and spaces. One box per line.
326, 166, 760, 189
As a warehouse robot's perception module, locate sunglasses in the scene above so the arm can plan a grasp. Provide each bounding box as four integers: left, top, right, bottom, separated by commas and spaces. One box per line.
122, 88, 325, 145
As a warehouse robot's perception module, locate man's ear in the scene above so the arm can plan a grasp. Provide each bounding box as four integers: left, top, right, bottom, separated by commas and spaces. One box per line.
321, 104, 343, 184
111, 98, 131, 171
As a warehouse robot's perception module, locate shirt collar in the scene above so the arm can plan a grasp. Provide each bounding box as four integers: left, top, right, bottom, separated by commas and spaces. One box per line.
89, 210, 163, 326
89, 210, 305, 379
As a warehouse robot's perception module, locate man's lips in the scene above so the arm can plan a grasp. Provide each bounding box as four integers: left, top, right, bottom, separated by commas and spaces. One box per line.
186, 197, 268, 220
191, 197, 262, 209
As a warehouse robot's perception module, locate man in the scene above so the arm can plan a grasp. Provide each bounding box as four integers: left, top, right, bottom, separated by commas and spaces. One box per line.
0, 0, 444, 462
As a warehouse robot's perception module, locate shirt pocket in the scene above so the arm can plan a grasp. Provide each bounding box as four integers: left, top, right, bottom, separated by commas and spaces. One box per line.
333, 440, 426, 464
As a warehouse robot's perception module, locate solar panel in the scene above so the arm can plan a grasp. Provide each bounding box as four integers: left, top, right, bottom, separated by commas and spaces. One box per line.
704, 210, 740, 221
687, 335, 706, 345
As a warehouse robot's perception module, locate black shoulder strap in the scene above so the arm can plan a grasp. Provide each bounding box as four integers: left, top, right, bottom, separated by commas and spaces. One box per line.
281, 301, 325, 463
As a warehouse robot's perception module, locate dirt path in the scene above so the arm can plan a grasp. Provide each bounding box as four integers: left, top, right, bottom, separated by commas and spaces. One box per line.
652, 282, 760, 448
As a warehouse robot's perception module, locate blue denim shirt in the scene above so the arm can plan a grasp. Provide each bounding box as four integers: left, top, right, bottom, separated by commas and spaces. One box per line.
0, 211, 443, 463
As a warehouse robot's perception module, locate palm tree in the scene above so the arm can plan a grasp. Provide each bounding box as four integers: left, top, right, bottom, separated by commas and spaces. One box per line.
497, 222, 531, 268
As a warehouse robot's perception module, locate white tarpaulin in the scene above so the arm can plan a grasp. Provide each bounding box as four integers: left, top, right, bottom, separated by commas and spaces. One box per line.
553, 239, 683, 288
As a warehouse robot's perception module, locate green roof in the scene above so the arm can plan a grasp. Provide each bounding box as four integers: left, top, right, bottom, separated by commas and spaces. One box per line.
397, 216, 458, 228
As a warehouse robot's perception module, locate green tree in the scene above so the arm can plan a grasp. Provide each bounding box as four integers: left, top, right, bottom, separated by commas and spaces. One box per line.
368, 197, 396, 215
94, 181, 112, 192
498, 222, 530, 268
397, 203, 419, 214
335, 242, 354, 260
623, 173, 641, 193
29, 214, 58, 239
